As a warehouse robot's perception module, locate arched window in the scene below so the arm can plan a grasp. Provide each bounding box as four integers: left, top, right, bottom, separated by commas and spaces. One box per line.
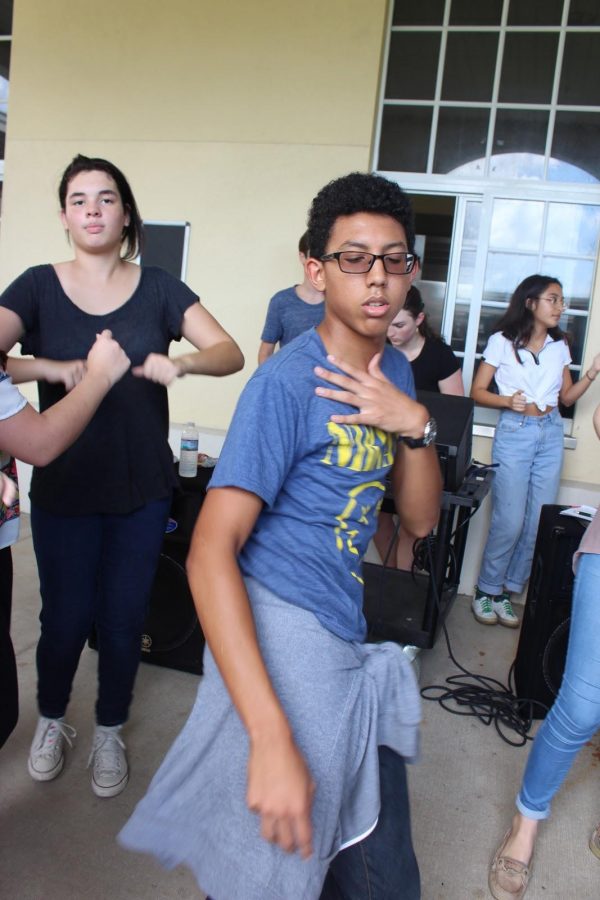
374, 1, 600, 429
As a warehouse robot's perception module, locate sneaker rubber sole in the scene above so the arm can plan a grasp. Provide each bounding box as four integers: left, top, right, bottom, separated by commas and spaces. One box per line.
91, 769, 129, 798
493, 609, 520, 629
472, 605, 498, 625
496, 616, 520, 629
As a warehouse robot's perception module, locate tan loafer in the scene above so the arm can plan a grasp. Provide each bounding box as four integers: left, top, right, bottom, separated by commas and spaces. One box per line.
489, 829, 532, 900
590, 823, 600, 860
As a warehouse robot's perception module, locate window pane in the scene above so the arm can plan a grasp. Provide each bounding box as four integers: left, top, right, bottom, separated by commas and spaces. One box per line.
545, 204, 600, 257
442, 33, 498, 102
559, 35, 600, 106
484, 252, 538, 299
477, 306, 509, 353
493, 109, 548, 157
489, 199, 543, 252
392, 0, 444, 26
541, 257, 595, 311
569, 0, 600, 26
433, 108, 489, 174
499, 33, 558, 104
508, 0, 563, 25
418, 283, 444, 334
378, 106, 432, 173
559, 314, 586, 367
457, 248, 477, 299
451, 301, 470, 352
491, 109, 548, 179
463, 202, 481, 243
0, 40, 10, 79
449, 0, 502, 25
550, 112, 600, 183
385, 33, 441, 100
0, 1, 13, 36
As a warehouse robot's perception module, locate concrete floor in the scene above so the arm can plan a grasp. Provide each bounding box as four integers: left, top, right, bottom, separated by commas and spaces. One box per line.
1, 518, 598, 899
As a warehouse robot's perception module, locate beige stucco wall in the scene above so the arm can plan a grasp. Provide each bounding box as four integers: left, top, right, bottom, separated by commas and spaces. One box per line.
0, 0, 388, 427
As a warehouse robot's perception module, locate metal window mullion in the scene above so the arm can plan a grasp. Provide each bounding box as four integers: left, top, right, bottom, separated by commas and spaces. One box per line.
382, 100, 600, 112
441, 195, 466, 343
426, 1, 449, 175
462, 193, 494, 395
387, 25, 597, 33
543, 1, 570, 178
384, 99, 436, 107
484, 0, 509, 179
538, 201, 551, 270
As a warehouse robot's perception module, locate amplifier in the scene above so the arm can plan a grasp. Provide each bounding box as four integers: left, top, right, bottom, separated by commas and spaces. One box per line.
514, 505, 587, 717
417, 390, 474, 492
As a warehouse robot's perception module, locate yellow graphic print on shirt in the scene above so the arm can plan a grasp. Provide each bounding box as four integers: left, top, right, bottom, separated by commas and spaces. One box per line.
321, 423, 396, 584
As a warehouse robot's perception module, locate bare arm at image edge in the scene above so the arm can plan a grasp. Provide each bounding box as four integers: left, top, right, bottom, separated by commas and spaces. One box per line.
0, 331, 130, 467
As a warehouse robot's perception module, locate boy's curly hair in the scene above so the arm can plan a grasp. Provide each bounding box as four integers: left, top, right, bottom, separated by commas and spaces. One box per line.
307, 172, 415, 261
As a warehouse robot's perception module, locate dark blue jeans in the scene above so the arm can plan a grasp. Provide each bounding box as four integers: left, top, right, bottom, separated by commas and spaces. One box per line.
31, 498, 170, 726
319, 745, 421, 900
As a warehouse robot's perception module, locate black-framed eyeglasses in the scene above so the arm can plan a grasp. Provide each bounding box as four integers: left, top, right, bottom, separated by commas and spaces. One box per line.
320, 250, 416, 275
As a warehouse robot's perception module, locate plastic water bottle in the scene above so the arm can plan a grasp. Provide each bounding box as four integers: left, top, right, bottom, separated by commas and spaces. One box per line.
178, 422, 199, 478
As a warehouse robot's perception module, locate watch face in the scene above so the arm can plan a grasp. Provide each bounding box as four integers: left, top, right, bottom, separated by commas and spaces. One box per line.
404, 417, 437, 448
424, 418, 437, 446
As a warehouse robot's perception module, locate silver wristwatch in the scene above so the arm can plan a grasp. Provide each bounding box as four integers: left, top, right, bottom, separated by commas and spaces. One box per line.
401, 417, 437, 449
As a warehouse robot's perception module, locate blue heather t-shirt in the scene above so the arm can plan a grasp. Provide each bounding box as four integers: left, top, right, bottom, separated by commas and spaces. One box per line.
260, 286, 325, 346
210, 329, 415, 642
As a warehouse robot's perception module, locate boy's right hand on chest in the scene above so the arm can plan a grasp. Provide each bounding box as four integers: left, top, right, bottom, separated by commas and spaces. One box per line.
247, 731, 315, 859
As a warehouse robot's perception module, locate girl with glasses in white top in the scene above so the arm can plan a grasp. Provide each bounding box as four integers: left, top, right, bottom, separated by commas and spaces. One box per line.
470, 274, 600, 628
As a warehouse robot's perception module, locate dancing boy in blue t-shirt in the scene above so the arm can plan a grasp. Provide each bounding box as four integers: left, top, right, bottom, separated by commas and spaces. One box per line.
120, 173, 443, 900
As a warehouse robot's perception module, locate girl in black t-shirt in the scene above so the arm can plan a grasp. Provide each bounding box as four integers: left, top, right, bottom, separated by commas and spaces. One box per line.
0, 155, 244, 797
387, 286, 464, 395
374, 286, 464, 568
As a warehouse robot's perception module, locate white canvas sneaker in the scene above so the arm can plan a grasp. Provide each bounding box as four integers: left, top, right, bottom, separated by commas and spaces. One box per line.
492, 592, 520, 628
28, 716, 76, 781
88, 725, 129, 798
472, 589, 499, 625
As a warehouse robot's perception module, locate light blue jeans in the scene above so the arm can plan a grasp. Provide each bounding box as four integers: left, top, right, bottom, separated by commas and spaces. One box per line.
517, 552, 600, 818
478, 408, 564, 595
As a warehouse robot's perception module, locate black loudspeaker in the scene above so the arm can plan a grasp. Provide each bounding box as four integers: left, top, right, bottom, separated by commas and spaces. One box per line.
140, 466, 212, 674
139, 542, 204, 675
513, 505, 588, 717
89, 466, 212, 675
416, 390, 474, 492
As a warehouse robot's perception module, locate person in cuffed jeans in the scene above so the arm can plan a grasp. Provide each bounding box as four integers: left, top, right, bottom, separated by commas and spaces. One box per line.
477, 407, 564, 597
489, 482, 600, 899
470, 274, 600, 629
